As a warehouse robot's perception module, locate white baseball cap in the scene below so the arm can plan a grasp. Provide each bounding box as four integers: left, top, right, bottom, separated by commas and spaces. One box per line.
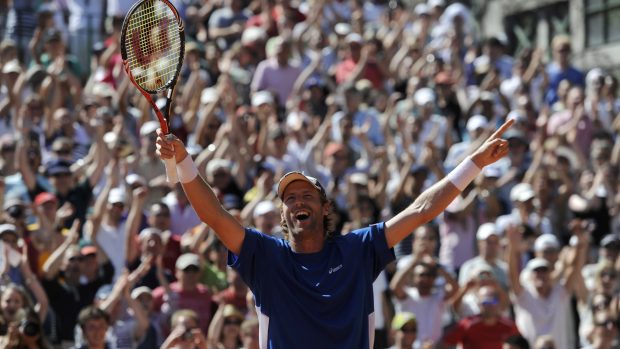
251, 91, 274, 107
510, 183, 535, 202
253, 200, 277, 218
108, 188, 127, 205
534, 234, 560, 252
466, 115, 488, 132
477, 223, 500, 240
200, 87, 219, 105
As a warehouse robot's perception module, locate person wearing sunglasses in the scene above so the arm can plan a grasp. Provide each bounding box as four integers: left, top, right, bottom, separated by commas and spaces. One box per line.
440, 285, 519, 349
388, 312, 418, 349
153, 253, 214, 336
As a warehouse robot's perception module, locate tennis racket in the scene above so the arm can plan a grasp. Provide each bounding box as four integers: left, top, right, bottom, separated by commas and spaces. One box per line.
120, 0, 185, 183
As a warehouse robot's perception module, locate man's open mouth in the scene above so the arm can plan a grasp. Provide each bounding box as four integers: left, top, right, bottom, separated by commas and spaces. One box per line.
295, 211, 310, 221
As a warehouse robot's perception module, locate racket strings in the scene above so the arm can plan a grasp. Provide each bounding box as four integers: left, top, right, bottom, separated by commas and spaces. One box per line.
124, 0, 182, 91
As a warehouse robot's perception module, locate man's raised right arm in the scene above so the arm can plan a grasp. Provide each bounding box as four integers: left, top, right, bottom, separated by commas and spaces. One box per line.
156, 130, 245, 255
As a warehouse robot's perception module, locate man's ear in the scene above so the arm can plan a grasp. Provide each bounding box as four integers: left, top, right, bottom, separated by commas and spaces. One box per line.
322, 200, 332, 217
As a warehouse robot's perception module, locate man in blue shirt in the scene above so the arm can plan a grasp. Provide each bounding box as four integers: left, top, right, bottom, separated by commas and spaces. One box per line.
155, 119, 514, 348
545, 35, 585, 106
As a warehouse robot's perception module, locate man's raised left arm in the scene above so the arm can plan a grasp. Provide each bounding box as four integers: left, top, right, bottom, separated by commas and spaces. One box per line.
385, 119, 514, 248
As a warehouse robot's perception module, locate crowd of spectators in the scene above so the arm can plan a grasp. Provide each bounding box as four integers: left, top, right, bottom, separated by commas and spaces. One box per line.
0, 0, 619, 348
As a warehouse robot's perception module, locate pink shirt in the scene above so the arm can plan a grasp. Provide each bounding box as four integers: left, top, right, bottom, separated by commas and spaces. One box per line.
153, 282, 213, 334
547, 110, 593, 156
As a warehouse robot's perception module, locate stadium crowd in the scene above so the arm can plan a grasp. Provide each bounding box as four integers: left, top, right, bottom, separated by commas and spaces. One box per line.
0, 0, 619, 348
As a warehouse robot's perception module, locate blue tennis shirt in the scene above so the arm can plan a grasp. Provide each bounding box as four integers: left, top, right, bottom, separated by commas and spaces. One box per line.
228, 222, 395, 349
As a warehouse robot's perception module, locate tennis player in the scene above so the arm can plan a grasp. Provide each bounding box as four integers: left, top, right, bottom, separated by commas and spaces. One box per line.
155, 119, 514, 348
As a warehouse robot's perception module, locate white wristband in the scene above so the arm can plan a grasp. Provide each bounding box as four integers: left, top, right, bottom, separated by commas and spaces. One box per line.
447, 157, 481, 191
176, 155, 198, 183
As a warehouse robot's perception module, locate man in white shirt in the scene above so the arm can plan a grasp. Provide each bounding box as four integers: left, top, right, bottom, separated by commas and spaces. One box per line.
506, 221, 588, 348
391, 252, 458, 346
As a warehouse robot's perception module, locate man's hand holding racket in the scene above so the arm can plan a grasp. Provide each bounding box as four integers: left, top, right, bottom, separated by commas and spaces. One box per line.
155, 129, 188, 167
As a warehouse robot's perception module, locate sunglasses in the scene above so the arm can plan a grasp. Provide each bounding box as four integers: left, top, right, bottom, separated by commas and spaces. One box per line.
224, 319, 243, 326
401, 326, 417, 333
182, 266, 200, 273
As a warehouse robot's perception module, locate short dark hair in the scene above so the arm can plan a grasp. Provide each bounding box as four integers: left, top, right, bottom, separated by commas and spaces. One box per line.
78, 306, 110, 329
504, 335, 530, 349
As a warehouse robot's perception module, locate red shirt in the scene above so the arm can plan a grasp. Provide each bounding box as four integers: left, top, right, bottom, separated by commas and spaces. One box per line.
443, 315, 520, 349
335, 59, 384, 90
213, 287, 248, 314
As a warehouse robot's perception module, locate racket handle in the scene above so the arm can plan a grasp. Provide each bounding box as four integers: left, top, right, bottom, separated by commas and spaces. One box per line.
164, 157, 179, 183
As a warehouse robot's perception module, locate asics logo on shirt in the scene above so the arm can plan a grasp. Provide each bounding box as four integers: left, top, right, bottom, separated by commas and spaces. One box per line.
328, 264, 343, 274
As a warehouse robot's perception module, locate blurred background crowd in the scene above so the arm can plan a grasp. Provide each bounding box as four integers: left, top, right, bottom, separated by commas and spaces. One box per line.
0, 0, 619, 348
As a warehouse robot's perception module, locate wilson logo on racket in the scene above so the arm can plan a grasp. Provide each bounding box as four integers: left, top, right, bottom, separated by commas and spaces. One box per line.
131, 16, 172, 66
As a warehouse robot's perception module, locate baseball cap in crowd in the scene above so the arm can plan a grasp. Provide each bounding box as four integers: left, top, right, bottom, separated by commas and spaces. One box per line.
3, 197, 25, 217
349, 172, 369, 186
34, 192, 58, 206
176, 253, 201, 270
391, 312, 417, 331
477, 223, 500, 241
241, 27, 267, 47
428, 0, 446, 8
45, 159, 72, 176
185, 41, 203, 54
482, 165, 502, 179
2, 60, 21, 75
526, 257, 551, 272
504, 129, 528, 144
139, 121, 159, 137
413, 88, 435, 107
200, 87, 218, 105
414, 3, 430, 16
80, 245, 97, 257
139, 227, 163, 241
345, 32, 363, 45
251, 91, 274, 108
253, 200, 277, 219
286, 111, 310, 132
277, 172, 327, 201
108, 188, 127, 205
334, 23, 351, 36
222, 304, 245, 321
206, 158, 233, 178
601, 234, 620, 249
510, 183, 535, 203
0, 224, 18, 238
466, 115, 488, 133
534, 234, 560, 252
126, 173, 146, 188
130, 286, 152, 300
95, 284, 113, 301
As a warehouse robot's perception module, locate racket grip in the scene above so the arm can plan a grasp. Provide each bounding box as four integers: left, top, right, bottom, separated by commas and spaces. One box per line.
164, 158, 179, 183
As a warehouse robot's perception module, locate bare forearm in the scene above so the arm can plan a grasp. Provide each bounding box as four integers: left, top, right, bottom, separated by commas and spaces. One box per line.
386, 178, 460, 248
181, 175, 244, 254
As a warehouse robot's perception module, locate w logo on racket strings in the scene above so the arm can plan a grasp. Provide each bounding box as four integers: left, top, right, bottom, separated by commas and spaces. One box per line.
132, 16, 172, 66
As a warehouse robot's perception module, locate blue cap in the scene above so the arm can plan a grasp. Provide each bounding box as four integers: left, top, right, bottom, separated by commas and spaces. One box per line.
45, 159, 72, 176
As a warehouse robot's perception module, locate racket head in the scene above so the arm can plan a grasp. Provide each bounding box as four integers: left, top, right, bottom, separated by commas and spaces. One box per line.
120, 0, 185, 94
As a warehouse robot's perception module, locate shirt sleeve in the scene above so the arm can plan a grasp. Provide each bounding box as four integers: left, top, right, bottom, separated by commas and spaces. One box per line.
227, 228, 279, 298
350, 222, 396, 281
